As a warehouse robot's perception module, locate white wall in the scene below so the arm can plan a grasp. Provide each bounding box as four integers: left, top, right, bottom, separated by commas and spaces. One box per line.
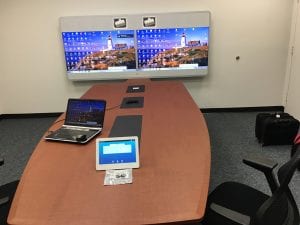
0, 0, 294, 113
285, 0, 300, 120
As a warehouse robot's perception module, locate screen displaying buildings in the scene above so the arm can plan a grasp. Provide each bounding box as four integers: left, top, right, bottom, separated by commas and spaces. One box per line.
66, 100, 106, 127
136, 27, 209, 70
60, 12, 210, 80
62, 30, 136, 72
61, 27, 209, 75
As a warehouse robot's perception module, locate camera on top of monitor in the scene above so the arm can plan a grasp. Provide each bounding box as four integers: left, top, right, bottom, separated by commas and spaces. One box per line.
114, 18, 127, 28
143, 17, 156, 27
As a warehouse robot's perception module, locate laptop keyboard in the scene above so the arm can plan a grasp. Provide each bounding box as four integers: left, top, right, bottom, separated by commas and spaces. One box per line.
53, 128, 97, 139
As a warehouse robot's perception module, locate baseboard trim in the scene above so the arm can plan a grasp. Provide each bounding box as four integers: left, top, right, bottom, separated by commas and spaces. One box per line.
0, 106, 284, 119
0, 112, 62, 119
201, 106, 284, 113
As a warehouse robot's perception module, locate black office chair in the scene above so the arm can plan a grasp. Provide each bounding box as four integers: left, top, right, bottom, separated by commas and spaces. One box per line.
291, 134, 300, 170
0, 158, 19, 225
201, 146, 300, 225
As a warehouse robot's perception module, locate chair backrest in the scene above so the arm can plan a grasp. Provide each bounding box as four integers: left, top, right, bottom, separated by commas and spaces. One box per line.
252, 146, 300, 225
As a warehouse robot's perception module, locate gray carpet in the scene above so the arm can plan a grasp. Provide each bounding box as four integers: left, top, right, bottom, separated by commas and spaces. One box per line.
203, 112, 300, 210
0, 112, 299, 210
0, 117, 57, 185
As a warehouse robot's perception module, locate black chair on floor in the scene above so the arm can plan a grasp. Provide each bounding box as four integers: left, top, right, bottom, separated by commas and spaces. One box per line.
202, 146, 300, 225
291, 134, 300, 170
0, 158, 19, 225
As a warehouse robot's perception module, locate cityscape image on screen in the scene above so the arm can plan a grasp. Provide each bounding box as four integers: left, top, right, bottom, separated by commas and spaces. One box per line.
66, 100, 106, 127
62, 30, 136, 72
136, 27, 209, 70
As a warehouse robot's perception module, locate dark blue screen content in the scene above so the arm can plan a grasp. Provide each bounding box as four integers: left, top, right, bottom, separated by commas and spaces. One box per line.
65, 100, 106, 127
62, 30, 136, 72
98, 139, 137, 165
136, 27, 209, 70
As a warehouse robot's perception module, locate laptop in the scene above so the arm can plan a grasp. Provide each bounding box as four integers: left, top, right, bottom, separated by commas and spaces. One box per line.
45, 99, 106, 144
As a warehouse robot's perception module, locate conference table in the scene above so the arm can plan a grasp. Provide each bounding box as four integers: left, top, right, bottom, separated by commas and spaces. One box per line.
8, 79, 211, 225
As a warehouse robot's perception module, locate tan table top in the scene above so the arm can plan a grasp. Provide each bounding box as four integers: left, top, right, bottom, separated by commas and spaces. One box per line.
8, 79, 210, 225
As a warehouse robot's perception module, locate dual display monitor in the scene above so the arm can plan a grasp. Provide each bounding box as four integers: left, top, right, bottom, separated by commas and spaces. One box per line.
60, 12, 210, 80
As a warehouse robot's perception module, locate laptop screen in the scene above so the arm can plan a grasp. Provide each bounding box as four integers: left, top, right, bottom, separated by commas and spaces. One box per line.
64, 99, 106, 128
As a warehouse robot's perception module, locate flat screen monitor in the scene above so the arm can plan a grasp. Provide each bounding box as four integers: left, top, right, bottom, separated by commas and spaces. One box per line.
62, 30, 136, 73
60, 11, 210, 80
136, 27, 209, 71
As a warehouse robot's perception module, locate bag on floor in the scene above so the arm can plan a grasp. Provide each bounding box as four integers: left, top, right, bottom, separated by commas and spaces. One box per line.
255, 112, 299, 146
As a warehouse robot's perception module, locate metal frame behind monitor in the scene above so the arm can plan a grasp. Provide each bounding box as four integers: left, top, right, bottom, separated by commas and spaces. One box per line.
60, 11, 210, 81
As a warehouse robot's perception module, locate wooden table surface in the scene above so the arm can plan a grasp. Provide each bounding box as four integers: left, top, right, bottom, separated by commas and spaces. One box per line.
8, 79, 210, 225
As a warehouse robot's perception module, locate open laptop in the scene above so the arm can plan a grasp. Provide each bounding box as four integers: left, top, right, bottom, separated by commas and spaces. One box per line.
45, 99, 106, 144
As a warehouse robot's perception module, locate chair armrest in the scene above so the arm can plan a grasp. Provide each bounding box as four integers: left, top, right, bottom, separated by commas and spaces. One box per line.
243, 154, 279, 193
0, 158, 4, 166
243, 154, 278, 173
210, 203, 250, 225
